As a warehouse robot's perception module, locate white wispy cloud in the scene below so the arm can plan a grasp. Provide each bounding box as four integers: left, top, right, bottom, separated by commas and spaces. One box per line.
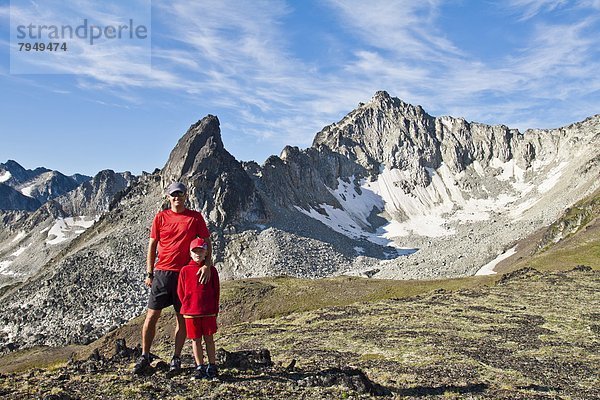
6, 1, 162, 89
324, 0, 600, 130
148, 0, 378, 150
502, 0, 600, 20
504, 0, 572, 20
326, 0, 462, 60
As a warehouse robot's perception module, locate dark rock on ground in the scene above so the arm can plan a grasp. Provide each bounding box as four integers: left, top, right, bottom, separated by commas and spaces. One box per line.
217, 348, 273, 369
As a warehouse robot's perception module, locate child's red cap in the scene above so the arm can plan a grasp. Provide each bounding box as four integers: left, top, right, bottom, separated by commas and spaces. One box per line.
190, 237, 208, 250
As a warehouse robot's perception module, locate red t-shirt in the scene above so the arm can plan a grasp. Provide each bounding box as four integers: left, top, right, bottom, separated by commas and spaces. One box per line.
177, 261, 220, 316
150, 209, 210, 272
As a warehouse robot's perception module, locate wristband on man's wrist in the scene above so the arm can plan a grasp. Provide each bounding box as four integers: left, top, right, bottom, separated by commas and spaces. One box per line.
146, 272, 154, 279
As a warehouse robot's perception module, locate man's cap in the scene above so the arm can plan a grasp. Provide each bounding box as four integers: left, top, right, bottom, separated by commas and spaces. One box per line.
190, 237, 208, 250
166, 182, 187, 195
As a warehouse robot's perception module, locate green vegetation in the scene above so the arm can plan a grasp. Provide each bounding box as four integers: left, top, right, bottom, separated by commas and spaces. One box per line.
538, 187, 600, 253
218, 274, 498, 326
0, 345, 84, 374
1, 267, 597, 399
518, 233, 600, 271
509, 188, 600, 272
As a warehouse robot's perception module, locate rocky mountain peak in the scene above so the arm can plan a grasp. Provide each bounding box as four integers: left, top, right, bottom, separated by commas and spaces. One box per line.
2, 160, 26, 172
368, 91, 428, 120
161, 114, 225, 182
311, 91, 438, 174
54, 169, 137, 216
160, 114, 265, 226
0, 160, 90, 210
1, 160, 44, 187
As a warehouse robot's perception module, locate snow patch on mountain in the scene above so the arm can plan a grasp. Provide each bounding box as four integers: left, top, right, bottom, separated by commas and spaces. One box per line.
353, 246, 365, 255
0, 261, 13, 275
46, 216, 98, 245
0, 260, 22, 277
11, 232, 26, 243
19, 184, 35, 198
295, 204, 374, 241
538, 162, 569, 194
361, 164, 519, 237
510, 197, 541, 220
0, 171, 11, 183
328, 176, 384, 230
450, 194, 517, 223
490, 158, 526, 182
297, 156, 563, 244
10, 244, 30, 257
475, 246, 517, 275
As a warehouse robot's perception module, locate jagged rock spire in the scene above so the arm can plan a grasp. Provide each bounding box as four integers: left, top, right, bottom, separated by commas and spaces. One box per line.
161, 115, 224, 182
160, 114, 265, 226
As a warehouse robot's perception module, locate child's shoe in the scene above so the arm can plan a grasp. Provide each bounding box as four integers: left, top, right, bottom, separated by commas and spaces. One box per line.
193, 364, 207, 380
206, 363, 218, 380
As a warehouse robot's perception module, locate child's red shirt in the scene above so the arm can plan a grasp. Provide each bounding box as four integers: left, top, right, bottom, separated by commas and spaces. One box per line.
177, 261, 220, 316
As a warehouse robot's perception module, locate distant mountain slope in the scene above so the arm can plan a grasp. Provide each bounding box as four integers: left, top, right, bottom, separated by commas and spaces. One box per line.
0, 169, 137, 292
0, 183, 40, 211
0, 160, 91, 210
498, 187, 600, 272
537, 186, 600, 252
54, 169, 138, 216
0, 160, 51, 187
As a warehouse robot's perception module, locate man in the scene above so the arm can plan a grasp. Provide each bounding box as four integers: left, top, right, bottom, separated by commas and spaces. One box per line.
133, 182, 213, 375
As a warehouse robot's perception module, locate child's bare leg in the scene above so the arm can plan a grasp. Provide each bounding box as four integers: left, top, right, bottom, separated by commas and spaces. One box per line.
204, 335, 216, 364
191, 338, 204, 366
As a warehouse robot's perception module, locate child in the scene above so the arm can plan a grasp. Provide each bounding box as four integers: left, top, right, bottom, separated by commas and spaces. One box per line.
177, 237, 220, 379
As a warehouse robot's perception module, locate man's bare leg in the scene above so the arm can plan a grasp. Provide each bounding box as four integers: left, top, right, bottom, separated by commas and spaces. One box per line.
142, 308, 162, 355
174, 312, 187, 356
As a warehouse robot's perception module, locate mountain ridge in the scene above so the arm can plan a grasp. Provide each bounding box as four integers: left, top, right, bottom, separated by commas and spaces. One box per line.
0, 160, 92, 210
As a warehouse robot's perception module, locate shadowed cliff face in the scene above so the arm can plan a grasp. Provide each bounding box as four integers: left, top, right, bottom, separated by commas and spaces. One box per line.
0, 184, 40, 211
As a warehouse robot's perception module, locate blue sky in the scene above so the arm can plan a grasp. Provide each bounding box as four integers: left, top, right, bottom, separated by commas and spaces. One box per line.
0, 0, 599, 176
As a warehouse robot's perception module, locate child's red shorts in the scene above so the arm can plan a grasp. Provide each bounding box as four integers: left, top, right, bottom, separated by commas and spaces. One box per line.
184, 316, 217, 339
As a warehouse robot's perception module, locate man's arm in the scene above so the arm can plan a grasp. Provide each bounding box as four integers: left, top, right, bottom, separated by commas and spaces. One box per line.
197, 237, 213, 284
177, 269, 185, 303
204, 238, 213, 267
145, 238, 158, 287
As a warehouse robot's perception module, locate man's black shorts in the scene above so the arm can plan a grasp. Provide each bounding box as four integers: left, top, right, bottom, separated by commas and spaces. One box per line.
148, 270, 181, 313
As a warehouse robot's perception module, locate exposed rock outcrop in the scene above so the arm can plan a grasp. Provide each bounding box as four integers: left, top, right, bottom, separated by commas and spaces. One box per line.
54, 169, 137, 216
161, 115, 266, 227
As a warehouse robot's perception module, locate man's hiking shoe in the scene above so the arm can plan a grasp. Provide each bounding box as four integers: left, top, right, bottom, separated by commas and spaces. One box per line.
169, 356, 182, 373
206, 363, 218, 380
193, 364, 207, 380
133, 355, 150, 375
